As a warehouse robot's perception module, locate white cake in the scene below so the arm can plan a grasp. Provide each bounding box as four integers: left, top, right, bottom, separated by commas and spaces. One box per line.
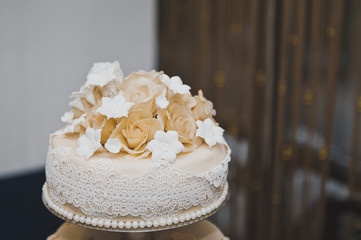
43, 62, 231, 230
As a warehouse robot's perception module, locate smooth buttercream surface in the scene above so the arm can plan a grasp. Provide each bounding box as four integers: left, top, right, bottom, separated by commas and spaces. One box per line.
51, 134, 227, 177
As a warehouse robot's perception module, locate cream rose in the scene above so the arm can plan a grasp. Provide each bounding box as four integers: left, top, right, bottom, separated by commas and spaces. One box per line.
121, 71, 166, 104
158, 95, 197, 144
170, 93, 196, 109
192, 90, 215, 121
109, 108, 163, 155
84, 110, 117, 145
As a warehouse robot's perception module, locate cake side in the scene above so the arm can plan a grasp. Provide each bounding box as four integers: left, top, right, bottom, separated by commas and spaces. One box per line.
46, 133, 230, 222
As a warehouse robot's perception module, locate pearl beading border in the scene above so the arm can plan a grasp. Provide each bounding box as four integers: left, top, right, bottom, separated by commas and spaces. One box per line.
42, 182, 228, 231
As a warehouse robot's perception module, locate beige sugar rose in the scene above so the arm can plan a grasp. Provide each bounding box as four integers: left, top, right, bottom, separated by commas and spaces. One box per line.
171, 92, 197, 109
82, 110, 117, 144
109, 106, 163, 155
192, 90, 215, 121
68, 80, 122, 135
157, 94, 197, 145
121, 71, 166, 104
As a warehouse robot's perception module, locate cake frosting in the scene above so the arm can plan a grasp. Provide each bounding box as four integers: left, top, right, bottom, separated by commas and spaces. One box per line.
43, 62, 231, 230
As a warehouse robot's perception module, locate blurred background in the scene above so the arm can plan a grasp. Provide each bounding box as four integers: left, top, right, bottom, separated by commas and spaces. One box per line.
0, 0, 156, 177
1, 0, 361, 239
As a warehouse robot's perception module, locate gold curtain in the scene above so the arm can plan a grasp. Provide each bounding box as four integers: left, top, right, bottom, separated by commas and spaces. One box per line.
158, 0, 361, 239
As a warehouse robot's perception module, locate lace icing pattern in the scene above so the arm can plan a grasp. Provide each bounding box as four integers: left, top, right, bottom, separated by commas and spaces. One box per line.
45, 146, 230, 220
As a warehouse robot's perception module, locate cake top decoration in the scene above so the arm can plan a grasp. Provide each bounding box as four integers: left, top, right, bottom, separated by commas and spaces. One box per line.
58, 61, 225, 161
96, 93, 134, 119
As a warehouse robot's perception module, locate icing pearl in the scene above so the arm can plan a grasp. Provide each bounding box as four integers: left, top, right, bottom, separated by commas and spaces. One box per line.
166, 218, 173, 225
146, 221, 153, 228
132, 221, 139, 229
196, 210, 202, 218
85, 217, 91, 225
201, 208, 207, 215
66, 212, 74, 220
139, 221, 146, 228
159, 218, 166, 227
74, 215, 80, 222
185, 214, 191, 221
179, 215, 185, 222
111, 221, 118, 228
91, 218, 98, 227
104, 220, 111, 228
62, 210, 67, 216
191, 212, 196, 219
58, 209, 64, 216
79, 216, 85, 223
118, 221, 125, 228
206, 207, 211, 213
125, 221, 132, 229
173, 217, 179, 224
97, 219, 104, 227
153, 220, 159, 227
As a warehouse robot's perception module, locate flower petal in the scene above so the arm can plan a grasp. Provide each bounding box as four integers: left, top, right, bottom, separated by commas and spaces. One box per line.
96, 93, 134, 119
105, 138, 122, 153
86, 61, 123, 87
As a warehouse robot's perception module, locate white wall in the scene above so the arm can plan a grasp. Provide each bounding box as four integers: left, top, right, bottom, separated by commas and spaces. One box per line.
0, 0, 156, 177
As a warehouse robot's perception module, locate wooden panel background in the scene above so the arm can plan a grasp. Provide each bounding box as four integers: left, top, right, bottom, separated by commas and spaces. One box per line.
158, 0, 361, 239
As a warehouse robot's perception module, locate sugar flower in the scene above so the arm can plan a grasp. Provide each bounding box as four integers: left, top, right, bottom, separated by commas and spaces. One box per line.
61, 111, 74, 123
69, 97, 85, 111
76, 127, 102, 159
155, 94, 169, 109
96, 93, 134, 119
196, 118, 224, 147
161, 74, 191, 95
86, 61, 123, 87
71, 85, 96, 105
58, 113, 87, 135
105, 138, 122, 153
146, 130, 185, 163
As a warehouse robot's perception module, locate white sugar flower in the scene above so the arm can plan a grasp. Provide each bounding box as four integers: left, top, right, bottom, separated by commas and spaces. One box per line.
76, 127, 102, 159
86, 61, 123, 87
155, 94, 169, 109
196, 118, 225, 147
146, 130, 185, 163
61, 111, 74, 123
105, 138, 122, 153
69, 97, 85, 111
96, 93, 134, 119
57, 113, 87, 135
71, 85, 96, 105
161, 74, 191, 95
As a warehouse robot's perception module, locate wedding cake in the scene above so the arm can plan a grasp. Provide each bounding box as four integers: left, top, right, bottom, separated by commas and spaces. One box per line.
43, 62, 231, 230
